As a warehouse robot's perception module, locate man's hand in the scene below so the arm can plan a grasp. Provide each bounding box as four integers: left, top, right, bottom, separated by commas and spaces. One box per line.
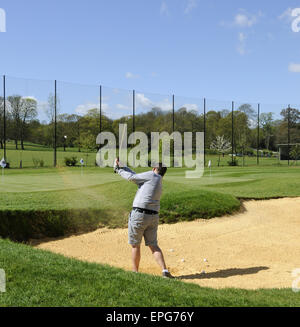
113, 157, 120, 173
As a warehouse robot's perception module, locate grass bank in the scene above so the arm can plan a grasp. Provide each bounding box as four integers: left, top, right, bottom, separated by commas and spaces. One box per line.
0, 238, 299, 307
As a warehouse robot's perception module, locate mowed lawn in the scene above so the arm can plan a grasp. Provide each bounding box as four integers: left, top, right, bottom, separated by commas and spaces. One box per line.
0, 238, 299, 307
1, 164, 300, 306
2, 141, 289, 168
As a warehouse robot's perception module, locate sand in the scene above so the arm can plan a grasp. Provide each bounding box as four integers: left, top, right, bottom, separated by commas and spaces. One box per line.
33, 197, 300, 290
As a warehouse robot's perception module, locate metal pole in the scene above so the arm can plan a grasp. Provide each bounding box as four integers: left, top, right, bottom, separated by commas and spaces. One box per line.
288, 105, 291, 166
172, 95, 175, 133
204, 98, 206, 166
132, 90, 135, 133
54, 80, 57, 167
232, 101, 234, 163
3, 75, 6, 161
99, 85, 102, 134
257, 103, 260, 165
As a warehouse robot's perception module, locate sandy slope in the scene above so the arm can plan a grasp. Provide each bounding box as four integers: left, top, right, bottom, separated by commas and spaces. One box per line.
33, 198, 300, 290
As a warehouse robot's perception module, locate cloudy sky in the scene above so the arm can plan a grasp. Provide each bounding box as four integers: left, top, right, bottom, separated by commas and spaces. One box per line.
1, 0, 300, 116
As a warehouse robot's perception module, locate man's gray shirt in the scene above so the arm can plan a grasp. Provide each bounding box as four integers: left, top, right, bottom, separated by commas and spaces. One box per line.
118, 167, 162, 212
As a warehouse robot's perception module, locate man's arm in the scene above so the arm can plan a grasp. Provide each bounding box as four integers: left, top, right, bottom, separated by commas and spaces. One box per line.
114, 158, 152, 185
117, 168, 152, 185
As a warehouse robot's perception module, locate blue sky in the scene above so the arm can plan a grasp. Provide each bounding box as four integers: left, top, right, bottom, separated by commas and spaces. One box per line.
1, 0, 300, 118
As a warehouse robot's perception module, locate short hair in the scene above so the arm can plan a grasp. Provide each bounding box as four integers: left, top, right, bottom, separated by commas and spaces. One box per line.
155, 163, 167, 177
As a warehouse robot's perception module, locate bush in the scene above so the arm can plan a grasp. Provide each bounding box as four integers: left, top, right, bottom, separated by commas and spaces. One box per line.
0, 209, 105, 242
228, 158, 239, 166
32, 157, 44, 168
64, 157, 78, 167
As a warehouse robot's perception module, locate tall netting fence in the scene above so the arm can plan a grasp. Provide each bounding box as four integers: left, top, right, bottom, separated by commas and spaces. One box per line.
4, 76, 54, 168
56, 81, 100, 167
260, 102, 290, 165
234, 101, 259, 167
1, 75, 300, 168
286, 103, 300, 164
205, 99, 234, 167
135, 91, 173, 166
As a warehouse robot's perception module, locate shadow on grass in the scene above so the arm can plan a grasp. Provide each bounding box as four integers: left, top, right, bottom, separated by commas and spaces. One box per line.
178, 266, 269, 280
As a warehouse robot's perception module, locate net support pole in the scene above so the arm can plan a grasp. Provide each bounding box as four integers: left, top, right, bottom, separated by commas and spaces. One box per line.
232, 101, 234, 163
203, 98, 206, 166
288, 104, 291, 166
3, 75, 6, 161
99, 85, 102, 134
54, 80, 57, 167
257, 103, 260, 165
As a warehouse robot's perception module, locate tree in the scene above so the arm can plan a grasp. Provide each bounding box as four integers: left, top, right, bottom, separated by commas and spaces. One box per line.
80, 133, 97, 166
210, 135, 232, 167
290, 145, 300, 165
20, 97, 38, 150
260, 112, 274, 150
7, 95, 22, 149
238, 103, 256, 121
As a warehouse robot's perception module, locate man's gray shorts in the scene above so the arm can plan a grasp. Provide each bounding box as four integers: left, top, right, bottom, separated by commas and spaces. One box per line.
128, 210, 159, 246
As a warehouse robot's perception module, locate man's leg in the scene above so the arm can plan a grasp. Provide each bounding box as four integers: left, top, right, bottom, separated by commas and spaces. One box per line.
149, 245, 167, 270
131, 245, 141, 272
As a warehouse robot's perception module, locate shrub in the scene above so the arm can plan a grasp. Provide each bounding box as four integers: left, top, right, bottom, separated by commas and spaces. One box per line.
39, 159, 44, 168
0, 209, 105, 242
228, 158, 239, 166
32, 157, 40, 168
64, 157, 78, 167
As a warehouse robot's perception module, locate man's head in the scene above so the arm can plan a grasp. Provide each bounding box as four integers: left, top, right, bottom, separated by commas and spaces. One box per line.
153, 163, 167, 177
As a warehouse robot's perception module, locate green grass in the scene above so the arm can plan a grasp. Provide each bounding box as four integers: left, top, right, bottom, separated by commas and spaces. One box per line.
1, 165, 299, 240
1, 159, 300, 306
1, 141, 292, 168
0, 167, 241, 240
0, 238, 299, 307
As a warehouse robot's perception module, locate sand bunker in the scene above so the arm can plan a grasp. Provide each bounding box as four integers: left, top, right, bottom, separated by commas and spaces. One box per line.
33, 198, 300, 290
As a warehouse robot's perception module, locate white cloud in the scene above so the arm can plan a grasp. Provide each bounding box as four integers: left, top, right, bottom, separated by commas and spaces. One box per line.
160, 1, 169, 16
75, 102, 109, 115
234, 12, 257, 27
116, 104, 130, 110
182, 103, 199, 111
238, 32, 246, 42
136, 93, 172, 111
279, 8, 293, 22
289, 63, 300, 73
221, 9, 261, 28
237, 32, 247, 55
184, 0, 197, 15
136, 93, 153, 108
125, 72, 139, 79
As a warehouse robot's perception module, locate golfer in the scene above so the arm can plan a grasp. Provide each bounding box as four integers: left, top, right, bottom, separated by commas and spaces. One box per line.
114, 158, 174, 278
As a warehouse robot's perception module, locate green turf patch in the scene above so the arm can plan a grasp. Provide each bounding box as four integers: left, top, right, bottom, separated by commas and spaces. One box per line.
0, 238, 298, 307
160, 190, 241, 223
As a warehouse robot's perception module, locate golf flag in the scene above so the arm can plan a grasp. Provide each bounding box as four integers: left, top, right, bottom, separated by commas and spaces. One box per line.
0, 158, 6, 169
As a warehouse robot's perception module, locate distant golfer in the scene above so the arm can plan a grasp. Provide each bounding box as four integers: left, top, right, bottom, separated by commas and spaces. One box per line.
114, 158, 174, 278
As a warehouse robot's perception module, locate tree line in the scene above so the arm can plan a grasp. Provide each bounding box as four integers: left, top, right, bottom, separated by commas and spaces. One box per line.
1, 96, 299, 153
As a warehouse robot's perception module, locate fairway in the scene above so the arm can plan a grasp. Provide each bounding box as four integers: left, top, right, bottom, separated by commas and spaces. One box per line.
1, 165, 300, 304
33, 197, 300, 290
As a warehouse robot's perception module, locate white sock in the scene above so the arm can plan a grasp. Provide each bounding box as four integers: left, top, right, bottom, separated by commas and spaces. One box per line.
162, 269, 169, 273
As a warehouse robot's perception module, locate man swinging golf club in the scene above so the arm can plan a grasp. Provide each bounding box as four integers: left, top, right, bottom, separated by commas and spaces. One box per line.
114, 158, 174, 278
